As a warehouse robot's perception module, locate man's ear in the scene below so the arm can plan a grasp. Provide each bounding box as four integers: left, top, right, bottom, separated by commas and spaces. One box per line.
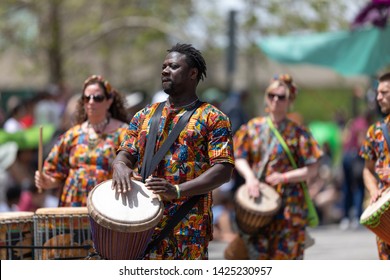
190, 68, 198, 80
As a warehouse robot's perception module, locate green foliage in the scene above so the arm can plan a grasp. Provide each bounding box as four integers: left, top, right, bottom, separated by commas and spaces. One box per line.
0, 0, 373, 91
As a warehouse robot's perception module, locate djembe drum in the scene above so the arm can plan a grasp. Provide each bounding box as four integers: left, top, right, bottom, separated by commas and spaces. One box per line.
234, 183, 282, 235
360, 187, 390, 244
0, 212, 35, 260
87, 179, 164, 260
34, 207, 93, 260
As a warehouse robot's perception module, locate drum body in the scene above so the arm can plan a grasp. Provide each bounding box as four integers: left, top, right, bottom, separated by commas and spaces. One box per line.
360, 188, 390, 244
0, 212, 35, 260
234, 183, 281, 234
87, 179, 164, 260
34, 207, 93, 260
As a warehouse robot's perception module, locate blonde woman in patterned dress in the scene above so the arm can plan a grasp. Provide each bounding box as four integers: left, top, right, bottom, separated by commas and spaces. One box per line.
34, 75, 128, 207
233, 74, 323, 259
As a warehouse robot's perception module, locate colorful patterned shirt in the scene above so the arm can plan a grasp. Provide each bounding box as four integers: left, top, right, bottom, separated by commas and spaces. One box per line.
44, 124, 128, 206
118, 101, 234, 238
359, 115, 390, 190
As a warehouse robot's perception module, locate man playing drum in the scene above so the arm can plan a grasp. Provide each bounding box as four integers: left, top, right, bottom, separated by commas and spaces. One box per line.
111, 43, 235, 260
360, 72, 390, 260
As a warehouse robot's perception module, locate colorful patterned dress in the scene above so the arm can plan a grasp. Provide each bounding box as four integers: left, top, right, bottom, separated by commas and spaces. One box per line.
234, 116, 323, 259
118, 101, 234, 260
44, 123, 128, 207
359, 115, 390, 260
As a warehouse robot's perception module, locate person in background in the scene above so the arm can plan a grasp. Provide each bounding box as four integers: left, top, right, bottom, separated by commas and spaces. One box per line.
2, 96, 25, 133
111, 43, 235, 260
18, 183, 46, 212
233, 74, 323, 259
34, 75, 128, 207
339, 109, 373, 230
213, 89, 251, 241
359, 72, 390, 260
0, 185, 21, 212
125, 90, 148, 121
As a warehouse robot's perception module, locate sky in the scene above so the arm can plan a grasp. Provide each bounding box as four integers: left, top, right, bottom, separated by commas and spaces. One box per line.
187, 0, 370, 49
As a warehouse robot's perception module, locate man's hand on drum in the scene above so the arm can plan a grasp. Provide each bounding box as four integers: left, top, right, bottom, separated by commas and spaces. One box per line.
111, 161, 134, 193
145, 177, 177, 201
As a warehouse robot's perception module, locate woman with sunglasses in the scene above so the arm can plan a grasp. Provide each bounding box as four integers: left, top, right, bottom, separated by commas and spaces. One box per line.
232, 74, 323, 259
34, 75, 129, 207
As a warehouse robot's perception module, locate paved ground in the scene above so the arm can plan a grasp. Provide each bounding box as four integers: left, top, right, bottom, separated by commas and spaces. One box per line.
209, 224, 379, 260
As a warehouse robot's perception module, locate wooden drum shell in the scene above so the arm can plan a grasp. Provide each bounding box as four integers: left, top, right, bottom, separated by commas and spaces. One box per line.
234, 183, 281, 235
360, 188, 390, 245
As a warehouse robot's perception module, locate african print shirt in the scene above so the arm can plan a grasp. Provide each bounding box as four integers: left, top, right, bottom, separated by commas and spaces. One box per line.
44, 123, 128, 207
234, 116, 323, 226
118, 101, 234, 238
359, 115, 390, 190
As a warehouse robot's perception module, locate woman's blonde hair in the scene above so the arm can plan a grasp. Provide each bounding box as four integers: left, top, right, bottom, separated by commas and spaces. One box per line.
265, 74, 298, 101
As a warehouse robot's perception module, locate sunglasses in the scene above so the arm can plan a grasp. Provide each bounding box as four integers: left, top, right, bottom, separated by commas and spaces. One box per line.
267, 93, 287, 101
82, 95, 106, 103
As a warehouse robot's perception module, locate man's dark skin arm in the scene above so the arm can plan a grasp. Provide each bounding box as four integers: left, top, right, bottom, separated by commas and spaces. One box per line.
145, 163, 234, 200
112, 149, 234, 200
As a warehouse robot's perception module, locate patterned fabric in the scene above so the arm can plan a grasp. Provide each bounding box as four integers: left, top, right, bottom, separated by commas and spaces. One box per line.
234, 116, 323, 259
44, 124, 128, 207
118, 101, 234, 260
376, 236, 390, 260
359, 115, 390, 190
359, 114, 390, 259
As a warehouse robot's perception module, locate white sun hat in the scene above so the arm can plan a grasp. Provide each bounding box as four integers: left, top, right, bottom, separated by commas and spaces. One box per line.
0, 141, 18, 171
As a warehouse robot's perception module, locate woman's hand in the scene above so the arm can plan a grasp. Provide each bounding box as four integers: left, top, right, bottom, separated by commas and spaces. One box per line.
266, 172, 286, 186
245, 177, 262, 198
369, 187, 385, 204
34, 170, 61, 191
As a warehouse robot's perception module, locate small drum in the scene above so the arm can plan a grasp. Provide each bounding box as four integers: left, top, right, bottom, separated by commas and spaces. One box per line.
87, 179, 164, 260
34, 207, 93, 260
234, 183, 281, 234
0, 212, 35, 260
360, 188, 390, 245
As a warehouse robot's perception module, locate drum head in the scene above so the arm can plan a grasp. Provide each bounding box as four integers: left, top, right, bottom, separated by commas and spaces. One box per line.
87, 179, 163, 233
235, 183, 281, 214
35, 207, 88, 216
360, 188, 390, 225
0, 212, 35, 222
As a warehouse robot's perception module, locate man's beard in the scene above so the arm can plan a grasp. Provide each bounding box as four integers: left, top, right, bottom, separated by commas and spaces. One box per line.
162, 83, 173, 95
380, 104, 390, 115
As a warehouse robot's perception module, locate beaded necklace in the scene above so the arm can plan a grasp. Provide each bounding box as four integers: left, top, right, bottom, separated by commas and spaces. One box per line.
87, 117, 109, 150
88, 117, 109, 133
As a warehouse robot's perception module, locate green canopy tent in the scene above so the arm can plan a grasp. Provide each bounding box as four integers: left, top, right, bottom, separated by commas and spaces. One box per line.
0, 124, 56, 150
257, 24, 390, 76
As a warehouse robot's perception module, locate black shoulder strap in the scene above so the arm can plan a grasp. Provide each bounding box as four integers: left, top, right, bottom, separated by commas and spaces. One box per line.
141, 101, 203, 182
140, 102, 165, 182
381, 121, 390, 149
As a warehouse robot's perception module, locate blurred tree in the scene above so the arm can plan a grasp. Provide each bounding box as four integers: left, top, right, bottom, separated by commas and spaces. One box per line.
0, 0, 368, 103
